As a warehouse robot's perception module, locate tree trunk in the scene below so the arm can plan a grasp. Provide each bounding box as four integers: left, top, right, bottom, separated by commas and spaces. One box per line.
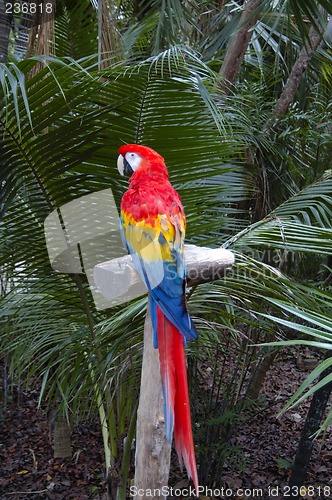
265, 17, 325, 131
285, 355, 332, 499
98, 0, 122, 69
218, 0, 264, 95
246, 349, 279, 400
134, 308, 171, 500
0, 0, 13, 63
53, 413, 72, 458
25, 0, 56, 74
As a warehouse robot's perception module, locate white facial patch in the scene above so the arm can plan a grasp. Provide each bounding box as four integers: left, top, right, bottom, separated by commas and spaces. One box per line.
125, 152, 141, 172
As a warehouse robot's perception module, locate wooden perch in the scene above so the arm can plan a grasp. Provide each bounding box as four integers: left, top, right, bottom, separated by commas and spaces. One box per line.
93, 245, 234, 499
94, 244, 234, 306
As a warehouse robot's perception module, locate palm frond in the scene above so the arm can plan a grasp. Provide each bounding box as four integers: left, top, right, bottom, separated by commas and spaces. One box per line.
257, 296, 332, 434
224, 172, 332, 255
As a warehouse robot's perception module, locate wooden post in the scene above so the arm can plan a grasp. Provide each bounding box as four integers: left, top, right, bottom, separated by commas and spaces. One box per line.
134, 308, 171, 500
94, 245, 234, 497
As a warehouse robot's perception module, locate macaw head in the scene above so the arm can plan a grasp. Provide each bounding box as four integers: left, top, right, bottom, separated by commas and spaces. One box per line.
117, 144, 167, 178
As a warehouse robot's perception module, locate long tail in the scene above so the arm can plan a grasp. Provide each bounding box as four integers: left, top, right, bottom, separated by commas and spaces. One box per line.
156, 304, 199, 495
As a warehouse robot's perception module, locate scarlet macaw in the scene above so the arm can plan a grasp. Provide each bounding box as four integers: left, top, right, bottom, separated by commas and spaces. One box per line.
117, 144, 198, 493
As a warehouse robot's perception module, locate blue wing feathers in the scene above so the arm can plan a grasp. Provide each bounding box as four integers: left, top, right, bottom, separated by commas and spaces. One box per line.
121, 212, 197, 343
127, 240, 198, 342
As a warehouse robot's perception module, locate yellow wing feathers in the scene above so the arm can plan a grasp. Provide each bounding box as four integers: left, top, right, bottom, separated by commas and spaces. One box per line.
121, 211, 185, 263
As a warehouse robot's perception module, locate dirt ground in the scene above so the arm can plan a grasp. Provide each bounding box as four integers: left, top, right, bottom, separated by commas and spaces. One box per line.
1, 347, 331, 499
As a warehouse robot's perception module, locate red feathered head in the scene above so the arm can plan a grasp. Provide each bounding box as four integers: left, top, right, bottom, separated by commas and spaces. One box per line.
117, 144, 167, 178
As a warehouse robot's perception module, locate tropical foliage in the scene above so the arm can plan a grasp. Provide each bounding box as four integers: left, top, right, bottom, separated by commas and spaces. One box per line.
1, 0, 332, 496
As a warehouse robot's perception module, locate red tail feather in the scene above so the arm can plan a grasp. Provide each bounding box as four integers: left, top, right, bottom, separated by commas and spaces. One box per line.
157, 306, 199, 495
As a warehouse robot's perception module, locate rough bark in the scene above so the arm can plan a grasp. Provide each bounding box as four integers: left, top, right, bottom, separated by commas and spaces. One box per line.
25, 0, 56, 75
265, 19, 325, 131
218, 0, 264, 95
98, 0, 122, 69
0, 0, 13, 63
285, 355, 332, 499
53, 413, 72, 458
134, 310, 172, 500
246, 349, 279, 400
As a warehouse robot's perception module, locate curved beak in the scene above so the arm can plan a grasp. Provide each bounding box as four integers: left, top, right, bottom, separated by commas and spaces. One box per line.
117, 154, 124, 176
117, 154, 134, 177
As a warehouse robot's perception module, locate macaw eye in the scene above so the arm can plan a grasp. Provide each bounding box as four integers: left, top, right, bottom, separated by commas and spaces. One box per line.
125, 152, 141, 171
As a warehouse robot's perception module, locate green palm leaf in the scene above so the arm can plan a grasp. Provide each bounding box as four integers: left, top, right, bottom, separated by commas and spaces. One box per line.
225, 172, 332, 254
256, 296, 332, 433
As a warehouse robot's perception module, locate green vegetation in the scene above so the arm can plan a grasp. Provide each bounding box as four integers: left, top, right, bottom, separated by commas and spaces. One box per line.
1, 1, 332, 497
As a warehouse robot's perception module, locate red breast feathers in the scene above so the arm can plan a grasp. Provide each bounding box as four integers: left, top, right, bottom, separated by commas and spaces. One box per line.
118, 144, 185, 229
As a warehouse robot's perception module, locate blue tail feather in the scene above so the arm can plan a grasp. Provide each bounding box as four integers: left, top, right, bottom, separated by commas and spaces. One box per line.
150, 296, 158, 348
151, 287, 198, 342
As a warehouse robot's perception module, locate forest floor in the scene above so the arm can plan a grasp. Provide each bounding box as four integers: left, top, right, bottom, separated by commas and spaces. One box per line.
1, 346, 332, 500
